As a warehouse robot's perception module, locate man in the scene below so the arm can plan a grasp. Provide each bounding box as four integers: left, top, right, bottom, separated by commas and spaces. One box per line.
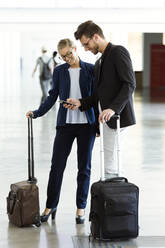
66, 20, 136, 179
32, 46, 53, 102
26, 39, 96, 224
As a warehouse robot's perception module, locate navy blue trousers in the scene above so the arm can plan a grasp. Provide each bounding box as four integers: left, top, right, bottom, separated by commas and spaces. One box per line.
46, 124, 96, 209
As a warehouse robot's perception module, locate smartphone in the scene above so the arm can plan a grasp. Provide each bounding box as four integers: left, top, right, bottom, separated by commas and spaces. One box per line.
59, 100, 76, 106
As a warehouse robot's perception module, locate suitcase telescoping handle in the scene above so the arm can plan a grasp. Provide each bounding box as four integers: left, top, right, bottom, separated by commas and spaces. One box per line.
27, 116, 37, 184
100, 114, 121, 181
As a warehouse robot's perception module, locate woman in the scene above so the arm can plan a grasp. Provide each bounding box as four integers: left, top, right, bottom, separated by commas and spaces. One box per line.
26, 39, 97, 224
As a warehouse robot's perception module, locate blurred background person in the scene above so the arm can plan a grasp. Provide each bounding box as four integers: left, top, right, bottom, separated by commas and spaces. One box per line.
50, 51, 61, 85
32, 46, 53, 102
52, 51, 59, 68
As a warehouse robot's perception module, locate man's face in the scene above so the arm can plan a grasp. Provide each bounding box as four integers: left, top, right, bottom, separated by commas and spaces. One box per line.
80, 35, 99, 55
59, 46, 77, 66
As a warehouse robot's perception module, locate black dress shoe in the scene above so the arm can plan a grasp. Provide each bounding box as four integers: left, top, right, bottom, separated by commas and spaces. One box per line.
41, 208, 57, 223
76, 215, 85, 224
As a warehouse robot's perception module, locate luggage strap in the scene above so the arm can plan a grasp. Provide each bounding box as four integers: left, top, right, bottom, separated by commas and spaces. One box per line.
7, 191, 17, 215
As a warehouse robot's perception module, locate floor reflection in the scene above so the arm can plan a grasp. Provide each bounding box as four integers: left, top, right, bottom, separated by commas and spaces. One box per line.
150, 88, 165, 102
72, 235, 165, 248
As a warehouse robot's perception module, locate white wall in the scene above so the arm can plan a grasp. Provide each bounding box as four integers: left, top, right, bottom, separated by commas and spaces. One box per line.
0, 7, 165, 32
0, 32, 21, 96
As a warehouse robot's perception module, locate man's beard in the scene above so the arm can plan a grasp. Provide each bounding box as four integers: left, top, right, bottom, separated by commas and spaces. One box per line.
91, 43, 99, 55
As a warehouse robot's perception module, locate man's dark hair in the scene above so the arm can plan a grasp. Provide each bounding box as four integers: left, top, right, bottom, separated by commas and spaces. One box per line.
74, 20, 105, 40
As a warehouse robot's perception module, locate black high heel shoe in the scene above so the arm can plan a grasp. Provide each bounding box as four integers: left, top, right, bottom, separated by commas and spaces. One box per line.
76, 214, 85, 224
76, 209, 85, 224
41, 208, 57, 223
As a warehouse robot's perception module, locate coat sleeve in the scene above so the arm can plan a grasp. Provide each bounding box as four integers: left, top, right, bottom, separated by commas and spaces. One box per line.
79, 62, 98, 111
33, 68, 59, 118
107, 46, 136, 114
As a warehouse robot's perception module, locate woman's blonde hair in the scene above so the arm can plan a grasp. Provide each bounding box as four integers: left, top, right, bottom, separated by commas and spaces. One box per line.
57, 39, 75, 51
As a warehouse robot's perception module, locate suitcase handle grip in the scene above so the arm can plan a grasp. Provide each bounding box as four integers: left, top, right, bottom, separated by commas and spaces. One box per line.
104, 177, 128, 183
112, 114, 120, 119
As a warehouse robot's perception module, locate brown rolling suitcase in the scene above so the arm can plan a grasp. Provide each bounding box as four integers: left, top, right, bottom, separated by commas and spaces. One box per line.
7, 117, 41, 227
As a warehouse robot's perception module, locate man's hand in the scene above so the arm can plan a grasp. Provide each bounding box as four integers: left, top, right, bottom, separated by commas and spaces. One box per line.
26, 111, 34, 118
99, 109, 115, 123
63, 98, 81, 110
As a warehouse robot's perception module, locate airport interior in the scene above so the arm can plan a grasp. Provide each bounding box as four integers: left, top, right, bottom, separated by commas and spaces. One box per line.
1, 1, 165, 247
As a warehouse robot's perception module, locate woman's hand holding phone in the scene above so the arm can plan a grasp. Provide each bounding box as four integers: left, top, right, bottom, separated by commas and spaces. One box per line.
59, 99, 81, 110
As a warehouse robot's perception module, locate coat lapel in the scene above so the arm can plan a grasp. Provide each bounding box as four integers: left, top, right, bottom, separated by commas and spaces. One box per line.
95, 43, 114, 87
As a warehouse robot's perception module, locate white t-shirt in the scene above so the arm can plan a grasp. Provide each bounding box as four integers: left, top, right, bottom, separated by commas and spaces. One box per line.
66, 67, 88, 124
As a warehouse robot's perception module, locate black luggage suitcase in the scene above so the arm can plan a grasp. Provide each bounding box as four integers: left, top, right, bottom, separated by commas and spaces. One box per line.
7, 117, 41, 227
89, 115, 139, 240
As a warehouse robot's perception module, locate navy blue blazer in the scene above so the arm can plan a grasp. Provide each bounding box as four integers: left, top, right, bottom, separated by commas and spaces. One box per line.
33, 60, 96, 127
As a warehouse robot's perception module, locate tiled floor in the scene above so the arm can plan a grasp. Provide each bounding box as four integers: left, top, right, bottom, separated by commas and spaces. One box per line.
0, 75, 165, 247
